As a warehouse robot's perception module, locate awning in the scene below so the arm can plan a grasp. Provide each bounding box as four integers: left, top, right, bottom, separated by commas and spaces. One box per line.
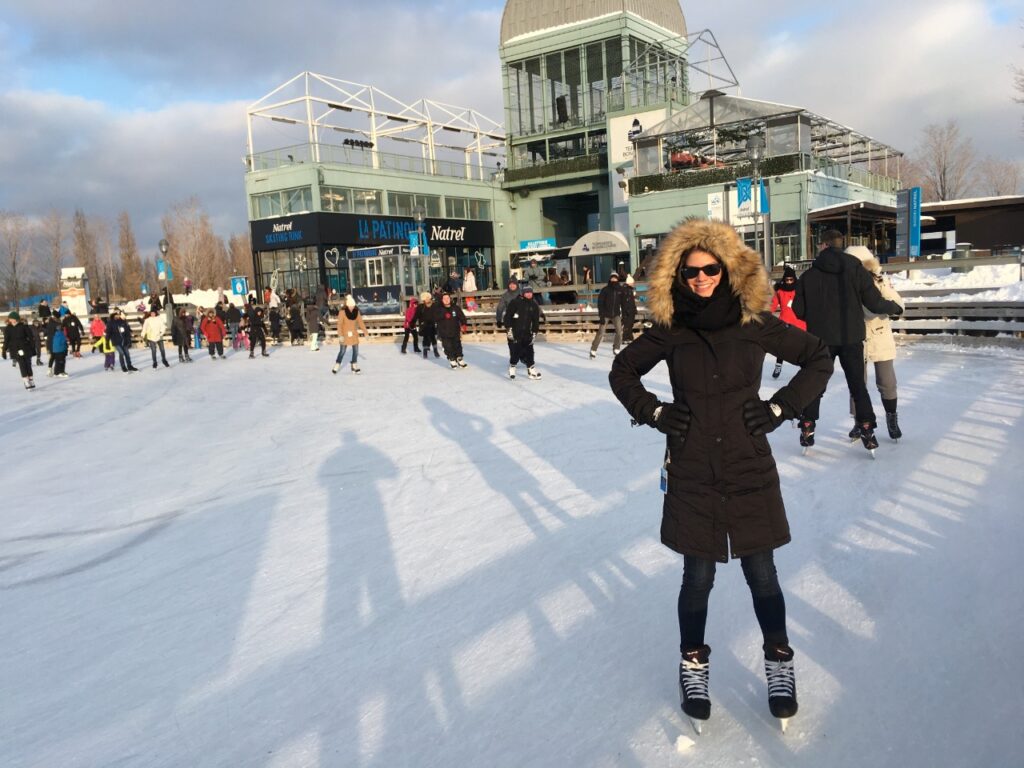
567, 230, 631, 258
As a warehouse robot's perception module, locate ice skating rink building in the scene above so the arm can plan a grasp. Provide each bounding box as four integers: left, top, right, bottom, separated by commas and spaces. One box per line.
245, 0, 905, 298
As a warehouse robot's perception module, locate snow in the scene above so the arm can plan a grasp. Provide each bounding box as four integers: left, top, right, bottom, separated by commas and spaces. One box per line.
3, 341, 1024, 767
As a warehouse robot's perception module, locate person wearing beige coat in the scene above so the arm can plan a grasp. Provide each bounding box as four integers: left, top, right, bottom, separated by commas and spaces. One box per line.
331, 296, 368, 375
846, 246, 905, 440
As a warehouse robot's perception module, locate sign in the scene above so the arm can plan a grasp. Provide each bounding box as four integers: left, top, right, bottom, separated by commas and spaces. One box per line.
567, 231, 631, 258
231, 276, 249, 296
607, 107, 668, 208
409, 232, 421, 256
324, 247, 341, 267
141, 282, 149, 294
896, 187, 922, 259
350, 245, 409, 259
519, 238, 557, 250
736, 178, 753, 215
351, 286, 401, 315
707, 192, 725, 221
58, 267, 90, 318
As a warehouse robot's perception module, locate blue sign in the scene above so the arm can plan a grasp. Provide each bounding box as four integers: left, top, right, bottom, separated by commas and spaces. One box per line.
896, 187, 923, 259
909, 186, 921, 258
759, 179, 770, 215
356, 217, 419, 243
519, 238, 556, 250
140, 282, 149, 294
231, 276, 249, 296
736, 177, 753, 213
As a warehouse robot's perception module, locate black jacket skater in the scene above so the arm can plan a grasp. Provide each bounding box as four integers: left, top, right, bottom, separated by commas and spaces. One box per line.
433, 300, 466, 339
609, 219, 832, 563
596, 278, 623, 319
503, 294, 541, 342
5, 321, 37, 359
792, 246, 902, 346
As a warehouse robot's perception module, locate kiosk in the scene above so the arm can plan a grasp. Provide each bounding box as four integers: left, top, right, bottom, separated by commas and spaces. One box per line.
347, 244, 429, 315
59, 267, 91, 318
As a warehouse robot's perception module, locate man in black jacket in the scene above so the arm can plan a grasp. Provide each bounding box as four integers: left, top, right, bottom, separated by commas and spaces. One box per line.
589, 274, 623, 359
793, 230, 903, 448
4, 312, 37, 389
503, 284, 543, 380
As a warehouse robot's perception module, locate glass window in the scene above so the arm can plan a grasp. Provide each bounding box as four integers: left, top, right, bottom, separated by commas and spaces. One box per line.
388, 192, 413, 217
354, 189, 382, 215
446, 197, 467, 219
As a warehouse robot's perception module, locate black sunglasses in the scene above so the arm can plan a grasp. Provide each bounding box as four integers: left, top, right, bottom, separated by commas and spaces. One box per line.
680, 263, 723, 280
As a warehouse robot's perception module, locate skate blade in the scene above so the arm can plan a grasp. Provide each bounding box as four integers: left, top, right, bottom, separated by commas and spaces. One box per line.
801, 446, 810, 456
868, 449, 877, 459
779, 717, 790, 734
688, 716, 704, 736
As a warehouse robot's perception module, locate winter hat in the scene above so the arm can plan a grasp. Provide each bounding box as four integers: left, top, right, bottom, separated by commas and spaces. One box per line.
609, 274, 620, 282
625, 274, 635, 286
845, 245, 873, 263
782, 265, 797, 281
419, 291, 431, 303
345, 295, 356, 309
522, 284, 534, 295
508, 276, 519, 287
7, 311, 19, 321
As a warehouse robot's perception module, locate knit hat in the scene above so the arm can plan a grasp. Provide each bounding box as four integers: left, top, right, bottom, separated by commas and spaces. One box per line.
345, 295, 356, 309
508, 276, 519, 286
522, 284, 534, 295
7, 311, 19, 321
419, 291, 431, 303
845, 245, 874, 263
625, 274, 635, 286
782, 265, 797, 281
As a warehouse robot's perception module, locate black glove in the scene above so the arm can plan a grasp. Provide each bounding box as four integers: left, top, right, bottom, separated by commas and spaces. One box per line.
743, 399, 786, 436
653, 402, 691, 438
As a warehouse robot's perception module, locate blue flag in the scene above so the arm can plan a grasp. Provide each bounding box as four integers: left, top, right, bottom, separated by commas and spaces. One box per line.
759, 178, 770, 215
736, 177, 753, 213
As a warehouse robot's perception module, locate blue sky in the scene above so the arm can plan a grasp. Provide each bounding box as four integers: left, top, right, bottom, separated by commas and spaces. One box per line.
0, 0, 1021, 252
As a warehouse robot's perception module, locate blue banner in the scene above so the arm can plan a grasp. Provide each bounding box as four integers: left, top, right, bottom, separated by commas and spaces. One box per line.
759, 179, 770, 215
231, 276, 249, 296
736, 177, 753, 213
909, 187, 921, 258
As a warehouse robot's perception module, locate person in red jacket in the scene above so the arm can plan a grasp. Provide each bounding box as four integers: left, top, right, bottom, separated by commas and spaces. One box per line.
200, 310, 227, 359
769, 265, 806, 378
400, 297, 420, 354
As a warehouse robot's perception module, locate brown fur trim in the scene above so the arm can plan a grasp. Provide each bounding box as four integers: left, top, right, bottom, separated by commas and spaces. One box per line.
647, 218, 772, 327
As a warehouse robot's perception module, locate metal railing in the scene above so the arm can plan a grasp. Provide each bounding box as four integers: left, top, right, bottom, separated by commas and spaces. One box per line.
248, 144, 502, 181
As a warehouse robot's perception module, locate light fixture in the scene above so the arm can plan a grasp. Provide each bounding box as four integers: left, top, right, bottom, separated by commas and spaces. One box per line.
745, 135, 765, 163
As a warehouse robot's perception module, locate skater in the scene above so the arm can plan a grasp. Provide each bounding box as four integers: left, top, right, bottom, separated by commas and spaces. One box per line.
769, 265, 806, 379
269, 306, 283, 345
248, 307, 269, 358
332, 295, 367, 374
89, 315, 107, 353
305, 301, 323, 351
171, 309, 193, 362
589, 274, 623, 359
503, 284, 542, 380
609, 218, 831, 732
226, 302, 242, 344
793, 230, 903, 452
30, 318, 44, 365
183, 276, 192, 296
106, 309, 138, 372
621, 274, 638, 344
141, 309, 170, 368
37, 299, 52, 320
846, 246, 905, 441
49, 322, 69, 377
93, 331, 116, 370
62, 312, 84, 357
495, 276, 520, 331
200, 310, 227, 359
415, 292, 440, 359
287, 303, 304, 345
400, 297, 420, 354
434, 292, 468, 369
5, 312, 37, 388
42, 314, 61, 374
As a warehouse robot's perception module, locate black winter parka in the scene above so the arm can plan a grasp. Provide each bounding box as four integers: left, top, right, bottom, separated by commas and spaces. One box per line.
4, 322, 36, 359
793, 247, 903, 346
609, 219, 832, 562
503, 295, 541, 342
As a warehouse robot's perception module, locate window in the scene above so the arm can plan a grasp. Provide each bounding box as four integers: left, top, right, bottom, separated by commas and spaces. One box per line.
321, 186, 383, 214
251, 186, 313, 219
353, 189, 382, 215
444, 197, 490, 221
387, 192, 441, 218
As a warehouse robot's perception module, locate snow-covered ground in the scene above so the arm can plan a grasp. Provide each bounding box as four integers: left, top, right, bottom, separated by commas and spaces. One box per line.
2, 341, 1023, 767
893, 264, 1024, 302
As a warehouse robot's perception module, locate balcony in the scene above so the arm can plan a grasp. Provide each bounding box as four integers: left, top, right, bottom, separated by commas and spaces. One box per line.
503, 153, 606, 186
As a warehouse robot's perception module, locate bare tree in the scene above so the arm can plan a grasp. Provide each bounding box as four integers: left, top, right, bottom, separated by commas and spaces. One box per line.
911, 120, 976, 201
118, 211, 144, 299
71, 208, 100, 288
41, 210, 65, 292
975, 157, 1022, 196
228, 233, 254, 283
0, 211, 31, 308
160, 197, 225, 291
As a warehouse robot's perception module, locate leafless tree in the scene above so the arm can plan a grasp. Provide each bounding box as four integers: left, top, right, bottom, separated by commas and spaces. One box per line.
227, 233, 253, 283
118, 211, 144, 299
911, 120, 976, 201
975, 157, 1022, 196
71, 208, 100, 289
0, 211, 31, 308
41, 210, 65, 292
160, 197, 226, 291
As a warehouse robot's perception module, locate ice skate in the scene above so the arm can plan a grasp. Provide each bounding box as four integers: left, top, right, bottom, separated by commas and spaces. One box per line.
886, 412, 902, 441
351, 363, 361, 374
23, 377, 32, 389
449, 360, 458, 369
433, 347, 440, 358
456, 357, 468, 368
764, 642, 798, 731
261, 352, 269, 357
798, 420, 815, 455
859, 423, 879, 457
589, 350, 597, 359
771, 361, 783, 379
678, 645, 711, 735
57, 373, 69, 378
508, 365, 516, 380
331, 363, 340, 374
249, 352, 255, 359
848, 422, 862, 441
27, 377, 35, 389
527, 366, 542, 380
163, 360, 169, 368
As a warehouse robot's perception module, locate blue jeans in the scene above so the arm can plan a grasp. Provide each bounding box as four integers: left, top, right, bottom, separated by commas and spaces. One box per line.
677, 550, 788, 651
335, 345, 359, 364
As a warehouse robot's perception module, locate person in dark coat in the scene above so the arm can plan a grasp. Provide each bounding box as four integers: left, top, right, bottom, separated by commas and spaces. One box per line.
287, 304, 304, 345
248, 307, 269, 359
589, 274, 623, 358
503, 284, 542, 380
30, 319, 45, 364
269, 306, 282, 345
609, 218, 832, 730
621, 274, 638, 344
171, 308, 193, 362
5, 311, 37, 388
433, 293, 468, 368
105, 309, 138, 372
792, 229, 903, 449
62, 312, 84, 357
495, 276, 520, 329
37, 300, 52, 320
43, 315, 62, 374
414, 293, 439, 359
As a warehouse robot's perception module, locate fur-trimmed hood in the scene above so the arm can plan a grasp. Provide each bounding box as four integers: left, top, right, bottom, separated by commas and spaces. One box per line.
647, 218, 772, 327
846, 245, 882, 275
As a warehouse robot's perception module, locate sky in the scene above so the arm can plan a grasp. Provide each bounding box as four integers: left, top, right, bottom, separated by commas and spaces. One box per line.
0, 0, 1021, 255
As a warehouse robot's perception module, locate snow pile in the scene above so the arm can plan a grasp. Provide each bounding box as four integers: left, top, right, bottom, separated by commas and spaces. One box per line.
3, 343, 1024, 767
114, 289, 246, 313
891, 264, 1021, 289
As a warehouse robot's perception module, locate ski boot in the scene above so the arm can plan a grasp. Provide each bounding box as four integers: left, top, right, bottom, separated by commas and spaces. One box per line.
351, 363, 361, 374
798, 420, 815, 455
771, 361, 783, 379
848, 422, 862, 441
886, 412, 902, 441
456, 357, 468, 368
508, 365, 516, 380
859, 422, 879, 457
764, 642, 798, 731
679, 645, 711, 735
527, 366, 542, 380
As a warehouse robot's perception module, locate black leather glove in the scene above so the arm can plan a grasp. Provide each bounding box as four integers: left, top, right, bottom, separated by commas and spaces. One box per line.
743, 399, 786, 436
653, 402, 691, 438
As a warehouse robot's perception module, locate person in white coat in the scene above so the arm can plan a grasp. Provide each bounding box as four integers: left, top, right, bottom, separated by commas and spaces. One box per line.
141, 310, 170, 368
846, 246, 905, 440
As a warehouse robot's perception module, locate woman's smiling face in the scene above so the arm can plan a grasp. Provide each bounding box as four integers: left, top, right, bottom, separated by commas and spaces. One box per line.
683, 250, 723, 298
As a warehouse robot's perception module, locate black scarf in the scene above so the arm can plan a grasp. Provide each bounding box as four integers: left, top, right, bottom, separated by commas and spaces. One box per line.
671, 271, 742, 331
343, 306, 359, 320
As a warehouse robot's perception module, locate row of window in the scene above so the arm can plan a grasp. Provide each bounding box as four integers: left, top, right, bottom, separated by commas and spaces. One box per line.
253, 185, 491, 221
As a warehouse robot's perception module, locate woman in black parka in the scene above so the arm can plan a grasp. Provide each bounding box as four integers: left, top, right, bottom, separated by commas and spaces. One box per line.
609, 218, 832, 731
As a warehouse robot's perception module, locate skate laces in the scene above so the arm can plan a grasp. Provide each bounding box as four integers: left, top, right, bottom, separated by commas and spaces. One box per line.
680, 653, 710, 701
764, 658, 796, 699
